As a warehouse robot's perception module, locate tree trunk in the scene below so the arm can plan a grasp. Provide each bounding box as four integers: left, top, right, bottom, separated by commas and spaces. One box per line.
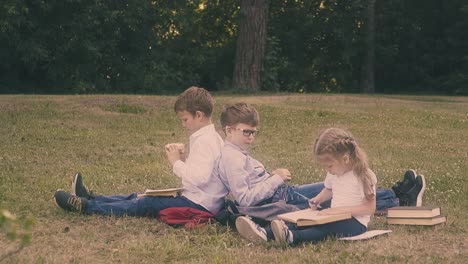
232, 0, 269, 93
361, 0, 376, 93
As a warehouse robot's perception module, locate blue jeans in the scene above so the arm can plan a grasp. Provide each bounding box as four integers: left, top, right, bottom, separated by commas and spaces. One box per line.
287, 217, 366, 244
84, 193, 207, 217
271, 182, 399, 210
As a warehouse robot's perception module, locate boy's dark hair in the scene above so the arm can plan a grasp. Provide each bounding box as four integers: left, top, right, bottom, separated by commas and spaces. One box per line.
174, 86, 214, 117
220, 103, 259, 129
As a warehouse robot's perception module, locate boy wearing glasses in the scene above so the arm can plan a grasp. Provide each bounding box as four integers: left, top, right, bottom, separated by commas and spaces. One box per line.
54, 87, 228, 219
218, 103, 318, 209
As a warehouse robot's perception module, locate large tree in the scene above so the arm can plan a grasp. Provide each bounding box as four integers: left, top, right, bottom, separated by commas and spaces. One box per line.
361, 0, 376, 93
232, 0, 269, 92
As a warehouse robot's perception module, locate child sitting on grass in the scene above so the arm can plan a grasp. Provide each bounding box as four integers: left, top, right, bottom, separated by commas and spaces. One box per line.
238, 127, 378, 245
53, 87, 228, 220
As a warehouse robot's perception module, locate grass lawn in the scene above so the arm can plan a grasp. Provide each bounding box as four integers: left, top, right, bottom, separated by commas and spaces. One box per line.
0, 94, 467, 263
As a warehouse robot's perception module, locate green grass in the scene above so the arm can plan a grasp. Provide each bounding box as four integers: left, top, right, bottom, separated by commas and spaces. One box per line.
0, 94, 467, 263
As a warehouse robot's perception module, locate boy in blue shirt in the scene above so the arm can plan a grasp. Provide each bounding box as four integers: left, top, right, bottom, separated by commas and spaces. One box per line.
54, 87, 228, 217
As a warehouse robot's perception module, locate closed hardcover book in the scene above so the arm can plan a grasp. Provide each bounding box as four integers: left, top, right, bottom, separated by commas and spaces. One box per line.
278, 209, 352, 227
387, 215, 446, 226
387, 206, 441, 218
142, 188, 183, 197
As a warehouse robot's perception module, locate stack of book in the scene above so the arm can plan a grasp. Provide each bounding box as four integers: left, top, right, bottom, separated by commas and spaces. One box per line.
387, 206, 446, 226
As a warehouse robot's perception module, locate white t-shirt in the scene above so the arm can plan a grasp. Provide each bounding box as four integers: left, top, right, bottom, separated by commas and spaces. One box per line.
324, 169, 377, 227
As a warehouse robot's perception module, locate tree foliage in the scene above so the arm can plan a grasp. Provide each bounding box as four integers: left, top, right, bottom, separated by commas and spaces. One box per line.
0, 0, 466, 94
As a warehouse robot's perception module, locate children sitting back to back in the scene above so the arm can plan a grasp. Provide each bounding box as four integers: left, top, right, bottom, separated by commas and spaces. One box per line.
54, 86, 227, 218
239, 127, 377, 245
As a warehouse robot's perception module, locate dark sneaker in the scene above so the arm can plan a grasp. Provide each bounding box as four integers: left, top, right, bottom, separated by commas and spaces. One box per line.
271, 220, 293, 247
71, 172, 94, 199
54, 189, 88, 213
401, 175, 426, 206
235, 216, 267, 243
392, 169, 417, 197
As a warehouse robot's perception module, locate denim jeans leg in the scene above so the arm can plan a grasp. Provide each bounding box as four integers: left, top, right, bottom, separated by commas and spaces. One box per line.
84, 196, 204, 217
376, 188, 399, 210
92, 193, 139, 203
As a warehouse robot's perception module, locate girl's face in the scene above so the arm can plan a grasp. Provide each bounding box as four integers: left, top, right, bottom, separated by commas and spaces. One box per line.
226, 123, 259, 150
317, 153, 351, 176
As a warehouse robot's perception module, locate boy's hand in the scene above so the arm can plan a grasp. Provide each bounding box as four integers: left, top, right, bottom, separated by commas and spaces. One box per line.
166, 145, 183, 166
272, 168, 292, 181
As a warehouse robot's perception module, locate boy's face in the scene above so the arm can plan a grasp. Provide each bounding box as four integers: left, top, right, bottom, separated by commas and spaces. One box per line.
226, 123, 259, 150
177, 110, 205, 134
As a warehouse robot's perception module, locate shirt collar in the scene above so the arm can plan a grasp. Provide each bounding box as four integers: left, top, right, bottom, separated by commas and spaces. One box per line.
224, 141, 249, 155
190, 123, 216, 140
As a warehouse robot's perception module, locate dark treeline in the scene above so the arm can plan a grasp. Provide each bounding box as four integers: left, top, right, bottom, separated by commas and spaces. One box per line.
1, 0, 466, 94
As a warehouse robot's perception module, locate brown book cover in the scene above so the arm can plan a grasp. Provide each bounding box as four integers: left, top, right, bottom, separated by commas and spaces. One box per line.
387, 215, 446, 226
278, 209, 352, 227
387, 206, 441, 218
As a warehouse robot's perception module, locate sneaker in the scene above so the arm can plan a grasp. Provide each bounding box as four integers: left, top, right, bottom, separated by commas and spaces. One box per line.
54, 189, 88, 213
71, 172, 94, 199
271, 220, 293, 247
401, 175, 426, 206
392, 169, 417, 197
235, 216, 267, 243
415, 175, 426, 206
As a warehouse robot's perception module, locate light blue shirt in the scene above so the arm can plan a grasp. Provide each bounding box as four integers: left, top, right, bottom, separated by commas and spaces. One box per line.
218, 141, 283, 207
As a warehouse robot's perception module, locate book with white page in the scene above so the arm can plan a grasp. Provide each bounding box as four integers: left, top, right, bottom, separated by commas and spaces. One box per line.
278, 209, 352, 227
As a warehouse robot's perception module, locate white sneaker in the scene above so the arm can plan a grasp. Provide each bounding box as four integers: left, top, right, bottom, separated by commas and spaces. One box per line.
271, 220, 293, 246
235, 216, 267, 243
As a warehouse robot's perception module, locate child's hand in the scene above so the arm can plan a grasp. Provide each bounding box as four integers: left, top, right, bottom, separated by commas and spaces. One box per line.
272, 168, 292, 181
308, 199, 321, 210
166, 145, 182, 165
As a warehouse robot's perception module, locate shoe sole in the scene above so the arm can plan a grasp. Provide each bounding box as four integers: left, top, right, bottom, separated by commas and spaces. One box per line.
416, 174, 426, 207
71, 173, 79, 196
235, 217, 266, 243
54, 189, 66, 210
271, 220, 288, 247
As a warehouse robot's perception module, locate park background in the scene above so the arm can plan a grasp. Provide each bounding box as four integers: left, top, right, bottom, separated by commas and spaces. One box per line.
1, 0, 467, 263
1, 0, 467, 95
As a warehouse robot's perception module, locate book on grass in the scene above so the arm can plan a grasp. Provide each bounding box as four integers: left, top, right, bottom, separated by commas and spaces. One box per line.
141, 187, 183, 197
278, 209, 352, 227
387, 206, 441, 218
387, 215, 446, 226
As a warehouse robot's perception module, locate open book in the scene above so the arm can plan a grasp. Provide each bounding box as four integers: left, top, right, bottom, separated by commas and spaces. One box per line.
278, 209, 352, 227
140, 188, 183, 197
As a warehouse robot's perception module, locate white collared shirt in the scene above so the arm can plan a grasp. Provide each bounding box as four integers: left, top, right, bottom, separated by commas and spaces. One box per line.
172, 124, 227, 213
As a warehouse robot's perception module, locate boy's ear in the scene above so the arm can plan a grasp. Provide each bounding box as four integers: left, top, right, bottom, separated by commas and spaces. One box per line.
194, 110, 204, 119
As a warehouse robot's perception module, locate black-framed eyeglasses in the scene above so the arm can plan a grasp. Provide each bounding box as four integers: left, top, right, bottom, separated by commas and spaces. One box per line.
235, 128, 259, 137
